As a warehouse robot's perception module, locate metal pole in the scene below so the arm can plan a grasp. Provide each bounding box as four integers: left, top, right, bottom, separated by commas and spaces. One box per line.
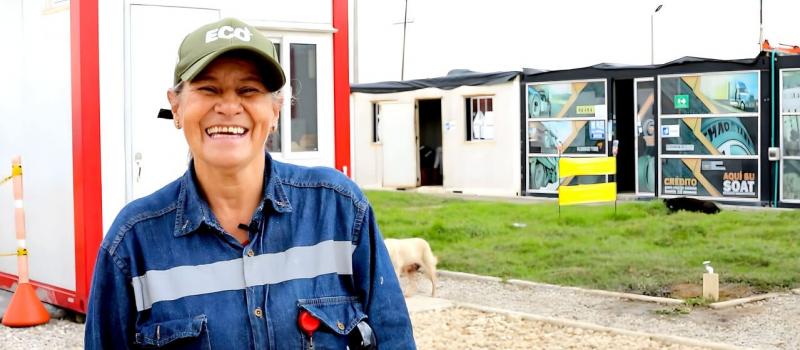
353, 0, 359, 84
651, 5, 662, 65
759, 0, 763, 48
401, 0, 408, 80
651, 13, 654, 65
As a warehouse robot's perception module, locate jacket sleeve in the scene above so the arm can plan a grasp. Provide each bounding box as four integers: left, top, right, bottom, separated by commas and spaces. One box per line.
84, 247, 136, 349
352, 205, 417, 349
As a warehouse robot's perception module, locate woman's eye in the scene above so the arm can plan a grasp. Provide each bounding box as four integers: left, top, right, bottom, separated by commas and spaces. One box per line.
197, 86, 218, 94
239, 87, 263, 95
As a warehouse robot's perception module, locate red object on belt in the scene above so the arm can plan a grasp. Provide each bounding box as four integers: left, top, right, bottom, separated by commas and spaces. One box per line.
298, 310, 320, 337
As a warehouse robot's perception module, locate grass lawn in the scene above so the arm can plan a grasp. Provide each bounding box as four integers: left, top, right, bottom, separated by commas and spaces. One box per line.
366, 190, 800, 298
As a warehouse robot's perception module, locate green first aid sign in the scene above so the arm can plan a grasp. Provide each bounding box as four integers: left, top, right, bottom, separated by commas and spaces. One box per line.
674, 95, 689, 109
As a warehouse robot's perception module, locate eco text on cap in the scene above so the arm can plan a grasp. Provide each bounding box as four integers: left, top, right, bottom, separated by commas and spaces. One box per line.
206, 26, 252, 43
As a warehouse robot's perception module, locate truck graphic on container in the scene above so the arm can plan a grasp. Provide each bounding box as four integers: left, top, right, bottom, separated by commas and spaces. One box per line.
728, 81, 756, 112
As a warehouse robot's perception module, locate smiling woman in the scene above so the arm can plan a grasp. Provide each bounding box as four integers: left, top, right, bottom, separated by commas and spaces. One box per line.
85, 17, 415, 350
168, 54, 281, 240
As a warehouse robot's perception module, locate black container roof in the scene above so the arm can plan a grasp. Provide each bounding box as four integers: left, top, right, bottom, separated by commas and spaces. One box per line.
350, 69, 520, 94
349, 54, 775, 94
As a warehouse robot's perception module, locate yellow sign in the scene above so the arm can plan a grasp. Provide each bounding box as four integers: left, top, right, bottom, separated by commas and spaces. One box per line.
558, 157, 616, 178
558, 157, 617, 206
576, 105, 595, 114
558, 182, 617, 206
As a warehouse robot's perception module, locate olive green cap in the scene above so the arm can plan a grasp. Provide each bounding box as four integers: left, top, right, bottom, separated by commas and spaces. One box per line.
174, 17, 285, 91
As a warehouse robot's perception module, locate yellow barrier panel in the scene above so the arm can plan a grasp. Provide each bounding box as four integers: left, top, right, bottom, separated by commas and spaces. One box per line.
558, 157, 616, 178
558, 182, 617, 206
557, 157, 617, 216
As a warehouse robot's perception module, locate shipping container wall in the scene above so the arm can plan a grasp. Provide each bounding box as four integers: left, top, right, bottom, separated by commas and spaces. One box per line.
0, 0, 339, 311
0, 0, 76, 290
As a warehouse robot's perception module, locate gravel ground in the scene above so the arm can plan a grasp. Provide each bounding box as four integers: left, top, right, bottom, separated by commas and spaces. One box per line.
411, 307, 707, 350
1, 319, 83, 349
417, 274, 800, 350
2, 274, 797, 349
0, 310, 709, 350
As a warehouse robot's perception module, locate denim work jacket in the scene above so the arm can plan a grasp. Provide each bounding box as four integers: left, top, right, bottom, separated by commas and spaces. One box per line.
85, 154, 416, 349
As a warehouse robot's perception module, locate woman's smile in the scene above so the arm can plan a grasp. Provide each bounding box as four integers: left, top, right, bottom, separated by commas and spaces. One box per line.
205, 125, 248, 137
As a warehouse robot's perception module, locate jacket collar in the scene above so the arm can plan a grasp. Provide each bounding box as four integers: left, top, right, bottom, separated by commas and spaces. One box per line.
173, 152, 293, 237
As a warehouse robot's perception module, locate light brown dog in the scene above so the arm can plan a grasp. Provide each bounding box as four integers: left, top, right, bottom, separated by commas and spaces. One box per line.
384, 238, 438, 297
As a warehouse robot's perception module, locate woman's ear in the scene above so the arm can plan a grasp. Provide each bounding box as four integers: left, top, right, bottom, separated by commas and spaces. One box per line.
271, 99, 281, 124
167, 88, 180, 118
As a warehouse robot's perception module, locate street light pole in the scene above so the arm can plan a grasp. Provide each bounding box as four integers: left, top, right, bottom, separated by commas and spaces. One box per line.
758, 0, 763, 49
651, 4, 663, 65
391, 0, 414, 80
401, 0, 408, 80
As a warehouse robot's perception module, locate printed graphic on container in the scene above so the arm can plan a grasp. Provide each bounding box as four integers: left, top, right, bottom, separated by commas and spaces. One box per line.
528, 120, 606, 155
783, 115, 800, 157
661, 72, 759, 115
782, 70, 800, 114
783, 159, 800, 201
527, 81, 606, 119
661, 158, 758, 199
529, 157, 559, 192
660, 117, 757, 156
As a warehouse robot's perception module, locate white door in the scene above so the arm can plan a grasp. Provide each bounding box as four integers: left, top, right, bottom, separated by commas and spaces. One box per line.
380, 102, 417, 188
129, 6, 219, 200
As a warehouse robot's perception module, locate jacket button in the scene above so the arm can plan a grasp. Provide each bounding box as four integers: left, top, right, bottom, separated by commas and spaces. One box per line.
254, 307, 263, 318
337, 321, 345, 331
247, 249, 254, 257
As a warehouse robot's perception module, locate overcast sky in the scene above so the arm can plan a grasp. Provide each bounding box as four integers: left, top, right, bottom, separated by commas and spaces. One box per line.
354, 0, 800, 83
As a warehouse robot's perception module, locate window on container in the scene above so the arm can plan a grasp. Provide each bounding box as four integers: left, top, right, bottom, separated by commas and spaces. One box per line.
290, 43, 318, 152
372, 103, 381, 143
266, 42, 282, 152
465, 96, 494, 141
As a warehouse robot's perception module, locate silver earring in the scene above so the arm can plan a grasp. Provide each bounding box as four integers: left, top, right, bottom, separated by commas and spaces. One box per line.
174, 119, 181, 129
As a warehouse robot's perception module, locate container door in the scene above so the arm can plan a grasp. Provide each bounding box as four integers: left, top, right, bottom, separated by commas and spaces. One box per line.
128, 6, 219, 199
634, 78, 656, 195
781, 69, 800, 203
380, 102, 418, 188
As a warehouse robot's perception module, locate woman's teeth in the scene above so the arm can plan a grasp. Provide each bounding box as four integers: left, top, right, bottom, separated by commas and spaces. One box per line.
206, 126, 246, 136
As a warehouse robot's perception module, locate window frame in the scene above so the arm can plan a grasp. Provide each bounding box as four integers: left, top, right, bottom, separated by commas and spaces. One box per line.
263, 31, 332, 162
371, 102, 382, 144
464, 95, 495, 142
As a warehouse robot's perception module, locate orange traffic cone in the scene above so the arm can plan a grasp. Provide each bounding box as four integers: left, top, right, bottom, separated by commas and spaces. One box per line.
2, 283, 50, 327
1, 157, 50, 327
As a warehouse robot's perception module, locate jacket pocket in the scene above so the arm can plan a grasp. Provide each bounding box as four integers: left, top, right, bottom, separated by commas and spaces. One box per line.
134, 315, 211, 349
297, 296, 368, 349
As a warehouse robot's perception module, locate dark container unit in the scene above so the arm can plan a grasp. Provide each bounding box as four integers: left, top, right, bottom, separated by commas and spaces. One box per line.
519, 54, 800, 207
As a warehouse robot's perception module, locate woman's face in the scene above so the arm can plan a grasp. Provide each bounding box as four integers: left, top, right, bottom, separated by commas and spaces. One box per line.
168, 55, 280, 172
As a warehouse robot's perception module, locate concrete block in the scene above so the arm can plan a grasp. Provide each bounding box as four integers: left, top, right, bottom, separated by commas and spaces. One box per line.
703, 273, 719, 301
